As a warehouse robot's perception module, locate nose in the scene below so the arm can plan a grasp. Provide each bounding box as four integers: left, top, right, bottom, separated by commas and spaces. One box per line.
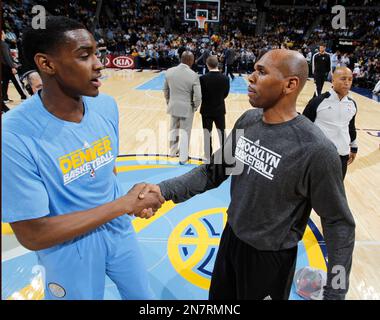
248, 71, 257, 84
344, 81, 351, 87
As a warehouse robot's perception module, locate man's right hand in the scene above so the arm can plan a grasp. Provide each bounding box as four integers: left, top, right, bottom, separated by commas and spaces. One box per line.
138, 183, 162, 200
137, 184, 165, 219
9, 183, 164, 251
123, 183, 165, 219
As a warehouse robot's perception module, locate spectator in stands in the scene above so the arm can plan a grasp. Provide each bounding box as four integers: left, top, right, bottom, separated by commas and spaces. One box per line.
340, 53, 350, 68
97, 38, 107, 66
2, 0, 378, 91
331, 50, 341, 73
25, 70, 43, 94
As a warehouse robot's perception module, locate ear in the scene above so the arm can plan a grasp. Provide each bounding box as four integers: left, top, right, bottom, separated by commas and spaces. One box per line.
34, 53, 56, 76
283, 76, 299, 95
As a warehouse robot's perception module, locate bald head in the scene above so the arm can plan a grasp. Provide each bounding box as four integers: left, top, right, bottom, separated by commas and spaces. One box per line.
181, 51, 194, 67
248, 49, 309, 110
26, 71, 43, 93
333, 66, 352, 79
261, 49, 309, 92
332, 66, 353, 98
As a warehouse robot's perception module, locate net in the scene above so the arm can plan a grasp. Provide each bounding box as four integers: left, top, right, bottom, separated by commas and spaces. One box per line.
196, 16, 206, 29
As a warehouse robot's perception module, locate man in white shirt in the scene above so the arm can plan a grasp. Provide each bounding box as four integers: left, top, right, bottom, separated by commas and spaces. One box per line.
373, 79, 380, 95
340, 53, 350, 68
331, 50, 341, 72
303, 67, 358, 179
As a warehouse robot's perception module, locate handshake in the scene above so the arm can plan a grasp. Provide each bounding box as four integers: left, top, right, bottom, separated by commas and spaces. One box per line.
123, 183, 165, 219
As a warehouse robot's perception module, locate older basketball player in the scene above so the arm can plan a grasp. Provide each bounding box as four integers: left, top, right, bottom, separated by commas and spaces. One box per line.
139, 49, 355, 300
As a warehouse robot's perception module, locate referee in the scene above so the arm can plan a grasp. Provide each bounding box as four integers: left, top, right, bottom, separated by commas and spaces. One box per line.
303, 67, 358, 179
312, 44, 331, 96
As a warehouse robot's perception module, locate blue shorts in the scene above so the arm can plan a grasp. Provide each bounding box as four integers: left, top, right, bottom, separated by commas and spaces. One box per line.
37, 223, 154, 300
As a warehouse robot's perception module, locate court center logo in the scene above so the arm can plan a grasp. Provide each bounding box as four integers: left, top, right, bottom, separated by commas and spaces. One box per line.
167, 208, 227, 290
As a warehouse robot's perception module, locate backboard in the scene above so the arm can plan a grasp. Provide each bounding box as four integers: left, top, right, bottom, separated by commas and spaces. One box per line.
184, 0, 220, 23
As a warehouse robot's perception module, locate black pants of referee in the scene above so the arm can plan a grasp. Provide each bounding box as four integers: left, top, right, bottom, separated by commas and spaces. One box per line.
314, 72, 328, 96
209, 223, 298, 300
340, 155, 349, 180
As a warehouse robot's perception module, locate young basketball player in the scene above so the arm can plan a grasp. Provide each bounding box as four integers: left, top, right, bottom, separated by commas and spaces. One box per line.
2, 16, 164, 300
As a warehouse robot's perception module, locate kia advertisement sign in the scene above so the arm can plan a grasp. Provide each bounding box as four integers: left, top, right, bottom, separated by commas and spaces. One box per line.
112, 56, 134, 68
105, 54, 135, 69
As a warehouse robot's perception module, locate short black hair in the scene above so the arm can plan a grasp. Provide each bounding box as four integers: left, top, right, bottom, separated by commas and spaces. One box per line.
22, 16, 86, 70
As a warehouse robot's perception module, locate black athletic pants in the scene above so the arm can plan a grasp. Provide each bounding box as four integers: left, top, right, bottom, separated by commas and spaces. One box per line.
314, 72, 328, 96
225, 64, 234, 80
209, 223, 298, 300
1, 65, 27, 100
340, 155, 349, 180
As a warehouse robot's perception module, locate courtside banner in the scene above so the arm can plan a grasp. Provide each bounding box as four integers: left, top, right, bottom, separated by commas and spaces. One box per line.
105, 54, 135, 69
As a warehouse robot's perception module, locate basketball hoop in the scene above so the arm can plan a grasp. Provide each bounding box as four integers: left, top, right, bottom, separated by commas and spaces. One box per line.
196, 16, 206, 29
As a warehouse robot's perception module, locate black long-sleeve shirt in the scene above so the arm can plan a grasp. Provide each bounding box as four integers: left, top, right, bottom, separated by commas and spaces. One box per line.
0, 41, 16, 68
224, 48, 235, 65
159, 108, 355, 300
312, 52, 331, 75
199, 71, 230, 117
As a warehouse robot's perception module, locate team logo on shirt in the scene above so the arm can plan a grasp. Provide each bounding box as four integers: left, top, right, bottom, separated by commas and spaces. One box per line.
89, 166, 96, 178
235, 136, 282, 180
58, 136, 114, 185
48, 282, 66, 298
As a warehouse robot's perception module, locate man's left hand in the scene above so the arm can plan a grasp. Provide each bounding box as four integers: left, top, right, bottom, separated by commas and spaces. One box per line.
347, 152, 357, 165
